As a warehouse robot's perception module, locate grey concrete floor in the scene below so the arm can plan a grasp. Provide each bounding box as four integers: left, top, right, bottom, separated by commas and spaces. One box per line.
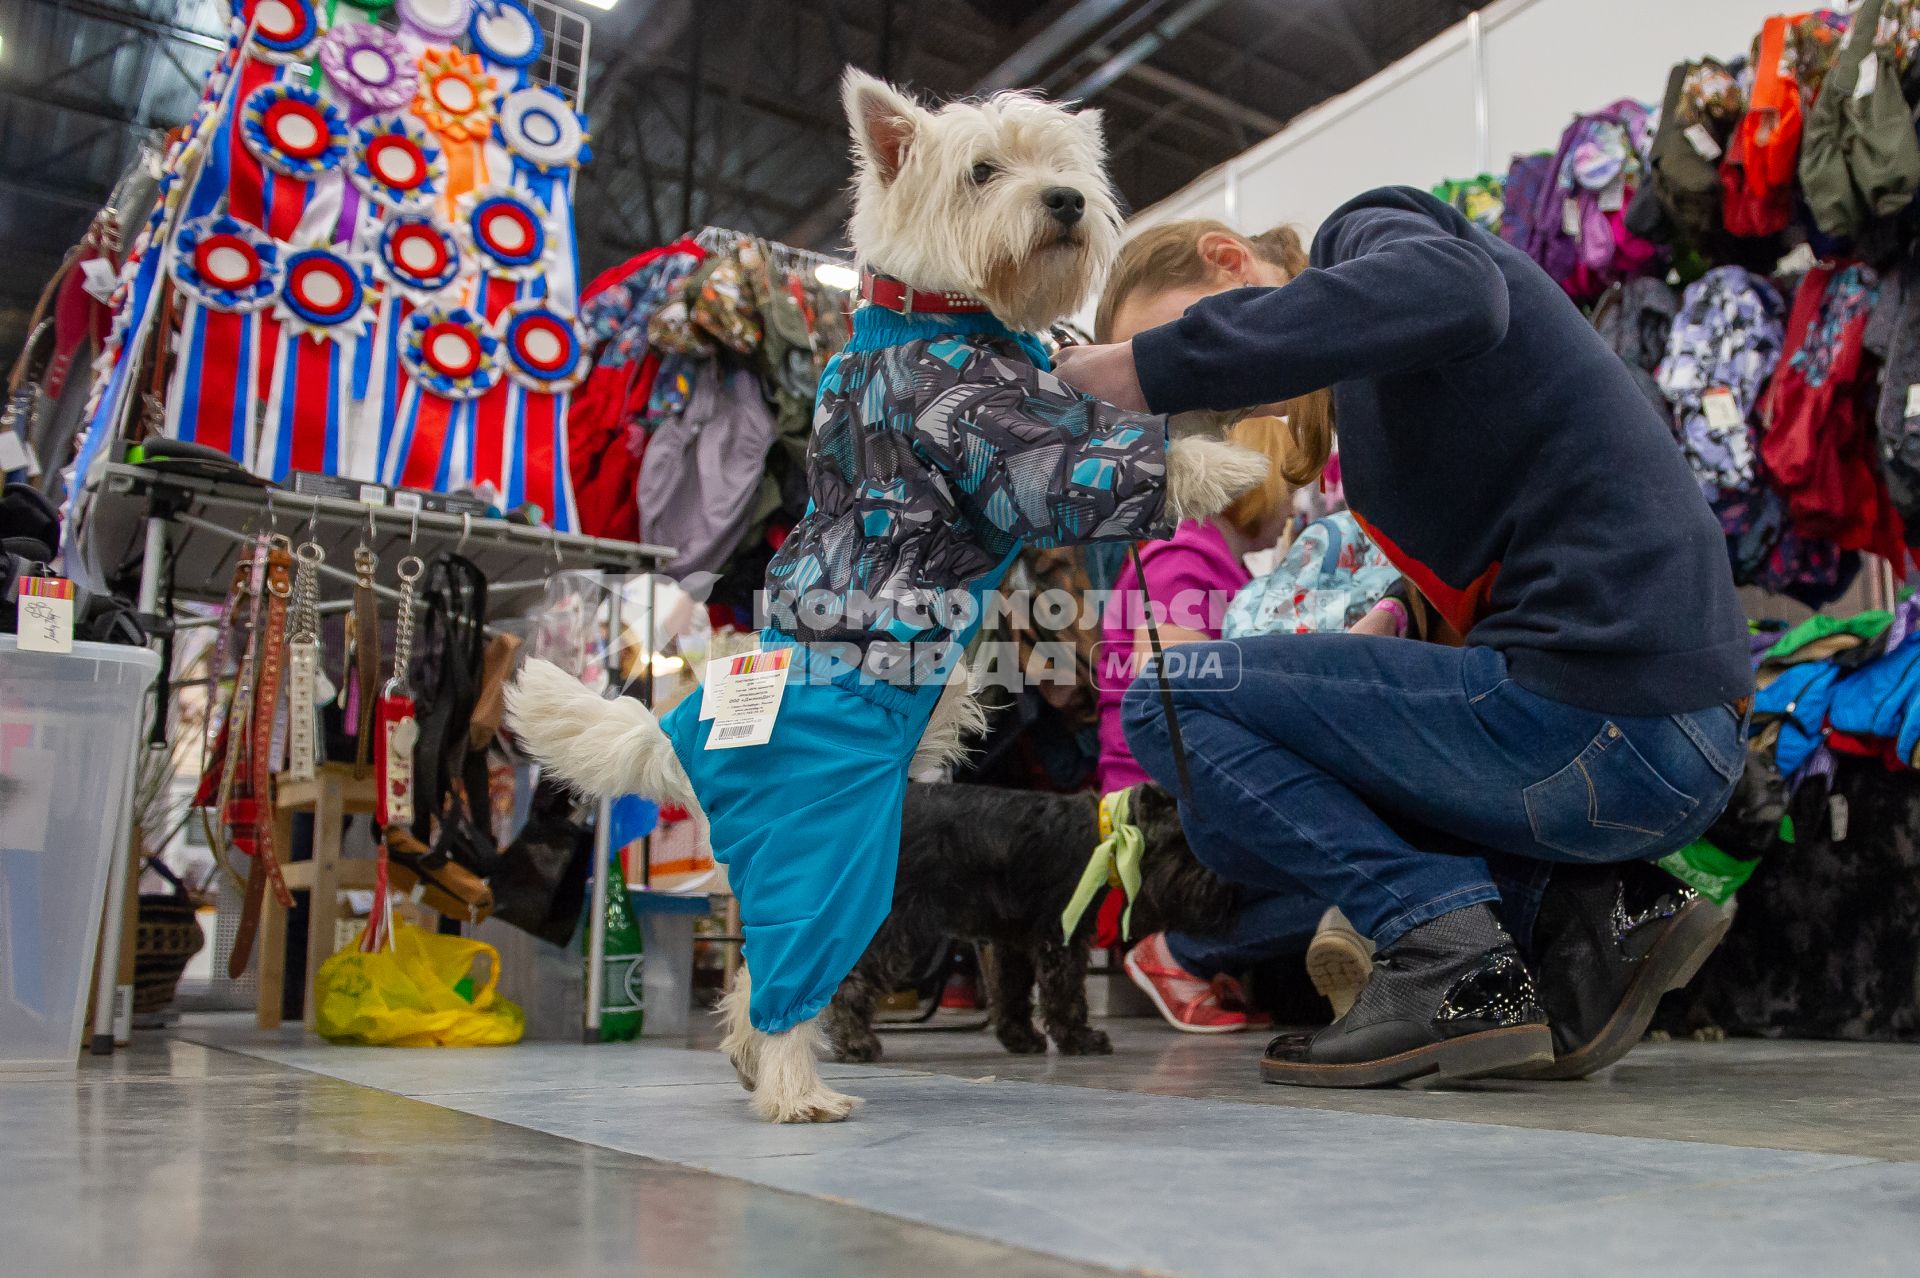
6, 1015, 1918, 1277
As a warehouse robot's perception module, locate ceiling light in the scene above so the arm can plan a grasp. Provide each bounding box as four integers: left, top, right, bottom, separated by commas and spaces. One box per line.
814, 262, 858, 291
572, 0, 619, 10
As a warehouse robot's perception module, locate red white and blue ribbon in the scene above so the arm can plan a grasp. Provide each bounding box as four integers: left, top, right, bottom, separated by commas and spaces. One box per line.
167, 215, 284, 464
241, 82, 350, 181
475, 299, 586, 528
259, 245, 377, 481
364, 211, 462, 477
235, 0, 322, 66
350, 114, 447, 215
387, 304, 501, 489
455, 184, 551, 282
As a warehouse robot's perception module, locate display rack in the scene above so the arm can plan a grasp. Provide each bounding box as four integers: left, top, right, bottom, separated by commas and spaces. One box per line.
77, 461, 670, 1053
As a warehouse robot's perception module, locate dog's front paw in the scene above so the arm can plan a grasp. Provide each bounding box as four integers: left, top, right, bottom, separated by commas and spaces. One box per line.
1054, 1026, 1113, 1056
996, 1021, 1049, 1055
752, 1083, 863, 1124
1692, 1024, 1727, 1043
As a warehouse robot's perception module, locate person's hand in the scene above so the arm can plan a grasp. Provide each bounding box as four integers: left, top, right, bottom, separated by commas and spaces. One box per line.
1052, 340, 1149, 412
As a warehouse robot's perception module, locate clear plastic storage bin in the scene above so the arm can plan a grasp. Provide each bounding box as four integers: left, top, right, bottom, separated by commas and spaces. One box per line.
0, 636, 158, 1070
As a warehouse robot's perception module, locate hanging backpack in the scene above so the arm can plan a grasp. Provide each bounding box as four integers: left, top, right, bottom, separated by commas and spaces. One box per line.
1498, 153, 1556, 256
1632, 58, 1745, 246
1521, 99, 1662, 299
1724, 12, 1848, 238
1799, 0, 1920, 239
1592, 276, 1681, 419
1222, 511, 1399, 639
1655, 266, 1787, 498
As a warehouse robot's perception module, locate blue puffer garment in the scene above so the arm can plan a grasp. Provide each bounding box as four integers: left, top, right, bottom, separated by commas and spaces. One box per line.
673, 307, 1177, 1033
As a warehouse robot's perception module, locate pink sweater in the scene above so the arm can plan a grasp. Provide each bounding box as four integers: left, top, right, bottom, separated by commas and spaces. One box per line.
1095, 519, 1251, 794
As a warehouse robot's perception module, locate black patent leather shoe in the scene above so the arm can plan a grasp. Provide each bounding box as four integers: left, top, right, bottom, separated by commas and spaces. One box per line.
1261, 906, 1552, 1088
1499, 865, 1734, 1081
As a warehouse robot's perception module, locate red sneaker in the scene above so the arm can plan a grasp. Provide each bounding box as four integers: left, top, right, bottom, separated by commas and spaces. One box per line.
1123, 932, 1251, 1033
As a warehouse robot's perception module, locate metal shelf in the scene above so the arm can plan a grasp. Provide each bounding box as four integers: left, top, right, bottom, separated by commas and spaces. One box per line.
82, 463, 671, 616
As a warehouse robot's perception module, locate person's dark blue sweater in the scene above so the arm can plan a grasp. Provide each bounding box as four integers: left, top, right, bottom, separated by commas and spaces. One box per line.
1131, 185, 1752, 717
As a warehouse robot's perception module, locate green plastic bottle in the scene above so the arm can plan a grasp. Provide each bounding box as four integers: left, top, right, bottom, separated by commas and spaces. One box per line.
593, 853, 644, 1041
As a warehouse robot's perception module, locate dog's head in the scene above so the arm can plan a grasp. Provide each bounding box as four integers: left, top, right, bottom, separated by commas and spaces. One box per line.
842, 68, 1122, 333
1128, 782, 1237, 938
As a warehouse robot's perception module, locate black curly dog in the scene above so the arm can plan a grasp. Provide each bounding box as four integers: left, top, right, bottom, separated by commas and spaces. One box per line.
826, 781, 1235, 1062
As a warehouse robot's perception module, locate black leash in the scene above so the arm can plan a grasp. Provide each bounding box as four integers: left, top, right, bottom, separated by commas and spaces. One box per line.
1128, 541, 1195, 807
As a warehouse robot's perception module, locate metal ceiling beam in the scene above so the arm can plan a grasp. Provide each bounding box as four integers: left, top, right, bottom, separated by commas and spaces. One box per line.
1118, 63, 1282, 136
18, 0, 226, 53
1057, 0, 1229, 100
974, 0, 1141, 92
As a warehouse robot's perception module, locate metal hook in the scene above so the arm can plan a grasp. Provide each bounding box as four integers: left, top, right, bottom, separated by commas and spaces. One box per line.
264, 488, 277, 530
548, 523, 564, 572
363, 502, 377, 548
456, 512, 471, 555
409, 507, 420, 546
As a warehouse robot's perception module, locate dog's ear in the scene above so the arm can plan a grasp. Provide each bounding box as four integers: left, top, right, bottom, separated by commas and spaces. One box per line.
843, 67, 922, 185
1075, 106, 1107, 147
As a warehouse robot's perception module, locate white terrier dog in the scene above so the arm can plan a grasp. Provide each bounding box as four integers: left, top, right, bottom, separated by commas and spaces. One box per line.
507, 69, 1266, 1125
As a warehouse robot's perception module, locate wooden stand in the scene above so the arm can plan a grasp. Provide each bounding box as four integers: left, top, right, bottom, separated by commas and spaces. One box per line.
256, 764, 378, 1030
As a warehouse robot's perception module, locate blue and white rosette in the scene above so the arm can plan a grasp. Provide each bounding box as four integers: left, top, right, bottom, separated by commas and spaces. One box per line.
454, 184, 554, 281
400, 305, 503, 400
349, 113, 447, 213
495, 85, 589, 177
493, 297, 589, 393
241, 83, 350, 180
470, 0, 545, 72
275, 245, 377, 340
169, 213, 281, 312
374, 211, 464, 302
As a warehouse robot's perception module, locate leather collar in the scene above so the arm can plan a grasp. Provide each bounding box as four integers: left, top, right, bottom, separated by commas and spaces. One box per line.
859, 270, 991, 315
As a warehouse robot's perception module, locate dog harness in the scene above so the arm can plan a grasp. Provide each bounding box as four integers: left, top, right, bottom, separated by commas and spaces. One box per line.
663, 304, 1176, 1033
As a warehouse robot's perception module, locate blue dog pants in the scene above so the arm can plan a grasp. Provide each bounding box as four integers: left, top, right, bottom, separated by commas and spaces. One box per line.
662, 656, 939, 1033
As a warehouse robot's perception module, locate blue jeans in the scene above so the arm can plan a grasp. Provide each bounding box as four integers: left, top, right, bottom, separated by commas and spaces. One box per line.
1123, 636, 1746, 951
1165, 885, 1325, 980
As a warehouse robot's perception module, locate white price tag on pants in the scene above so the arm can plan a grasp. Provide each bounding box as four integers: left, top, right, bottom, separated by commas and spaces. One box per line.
702, 649, 793, 749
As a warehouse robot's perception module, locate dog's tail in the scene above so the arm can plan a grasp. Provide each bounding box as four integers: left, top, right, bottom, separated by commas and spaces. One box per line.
504, 659, 708, 836
1165, 437, 1270, 524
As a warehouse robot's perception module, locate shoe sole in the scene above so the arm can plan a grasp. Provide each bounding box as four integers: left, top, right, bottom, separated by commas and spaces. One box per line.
1122, 949, 1246, 1035
1260, 1023, 1554, 1088
1305, 932, 1373, 1020
1499, 897, 1735, 1082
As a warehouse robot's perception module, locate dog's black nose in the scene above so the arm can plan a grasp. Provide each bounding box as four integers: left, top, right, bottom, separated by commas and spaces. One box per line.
1042, 186, 1085, 226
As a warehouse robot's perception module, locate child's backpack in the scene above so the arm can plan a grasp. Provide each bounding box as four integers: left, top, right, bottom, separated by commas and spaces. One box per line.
1223, 511, 1400, 639
1520, 99, 1663, 299
1655, 265, 1787, 498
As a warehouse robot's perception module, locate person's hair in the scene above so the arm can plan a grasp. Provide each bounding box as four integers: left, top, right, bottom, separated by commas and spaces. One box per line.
1094, 219, 1333, 489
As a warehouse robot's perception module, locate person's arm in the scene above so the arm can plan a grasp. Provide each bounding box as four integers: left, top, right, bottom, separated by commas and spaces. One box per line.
1130, 187, 1512, 415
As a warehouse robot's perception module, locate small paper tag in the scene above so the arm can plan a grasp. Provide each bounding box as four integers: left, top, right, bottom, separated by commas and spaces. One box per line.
80, 257, 119, 304
1683, 123, 1723, 160
1829, 792, 1850, 842
358, 484, 387, 506
391, 489, 423, 513
1903, 383, 1920, 420
16, 577, 74, 654
1597, 178, 1626, 212
1701, 388, 1743, 430
1855, 54, 1878, 101
0, 431, 30, 473
702, 648, 793, 750
1561, 197, 1581, 237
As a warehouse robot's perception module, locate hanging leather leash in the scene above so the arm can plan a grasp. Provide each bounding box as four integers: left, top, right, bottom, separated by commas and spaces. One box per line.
347, 542, 382, 773
226, 537, 295, 977
1127, 542, 1196, 807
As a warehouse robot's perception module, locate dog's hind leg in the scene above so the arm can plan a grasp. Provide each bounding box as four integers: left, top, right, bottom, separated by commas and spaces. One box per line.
826, 955, 887, 1063
750, 1017, 861, 1124
990, 944, 1048, 1054
1037, 940, 1111, 1056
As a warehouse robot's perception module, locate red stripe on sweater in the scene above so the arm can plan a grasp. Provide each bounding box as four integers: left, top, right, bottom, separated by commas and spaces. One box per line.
1350, 511, 1500, 637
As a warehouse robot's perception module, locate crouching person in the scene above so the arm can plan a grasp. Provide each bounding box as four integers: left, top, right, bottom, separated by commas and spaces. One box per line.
1056, 188, 1750, 1087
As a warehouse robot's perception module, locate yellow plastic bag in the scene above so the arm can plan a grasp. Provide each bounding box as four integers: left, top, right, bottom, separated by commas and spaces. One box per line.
314, 922, 525, 1046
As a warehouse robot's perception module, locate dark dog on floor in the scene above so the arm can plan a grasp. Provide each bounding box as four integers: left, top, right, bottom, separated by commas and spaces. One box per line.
825, 781, 1236, 1063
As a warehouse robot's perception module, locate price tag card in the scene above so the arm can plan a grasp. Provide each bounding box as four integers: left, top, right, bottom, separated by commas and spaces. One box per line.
1904, 383, 1920, 420
0, 430, 31, 473
702, 649, 793, 750
16, 577, 74, 654
1561, 198, 1581, 237
1683, 123, 1723, 160
1701, 388, 1743, 431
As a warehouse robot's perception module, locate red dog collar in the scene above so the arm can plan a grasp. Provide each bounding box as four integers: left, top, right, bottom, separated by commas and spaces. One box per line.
859, 270, 990, 315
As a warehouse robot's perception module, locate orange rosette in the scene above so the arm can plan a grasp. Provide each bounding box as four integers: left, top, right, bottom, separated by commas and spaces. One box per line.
413, 47, 497, 206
